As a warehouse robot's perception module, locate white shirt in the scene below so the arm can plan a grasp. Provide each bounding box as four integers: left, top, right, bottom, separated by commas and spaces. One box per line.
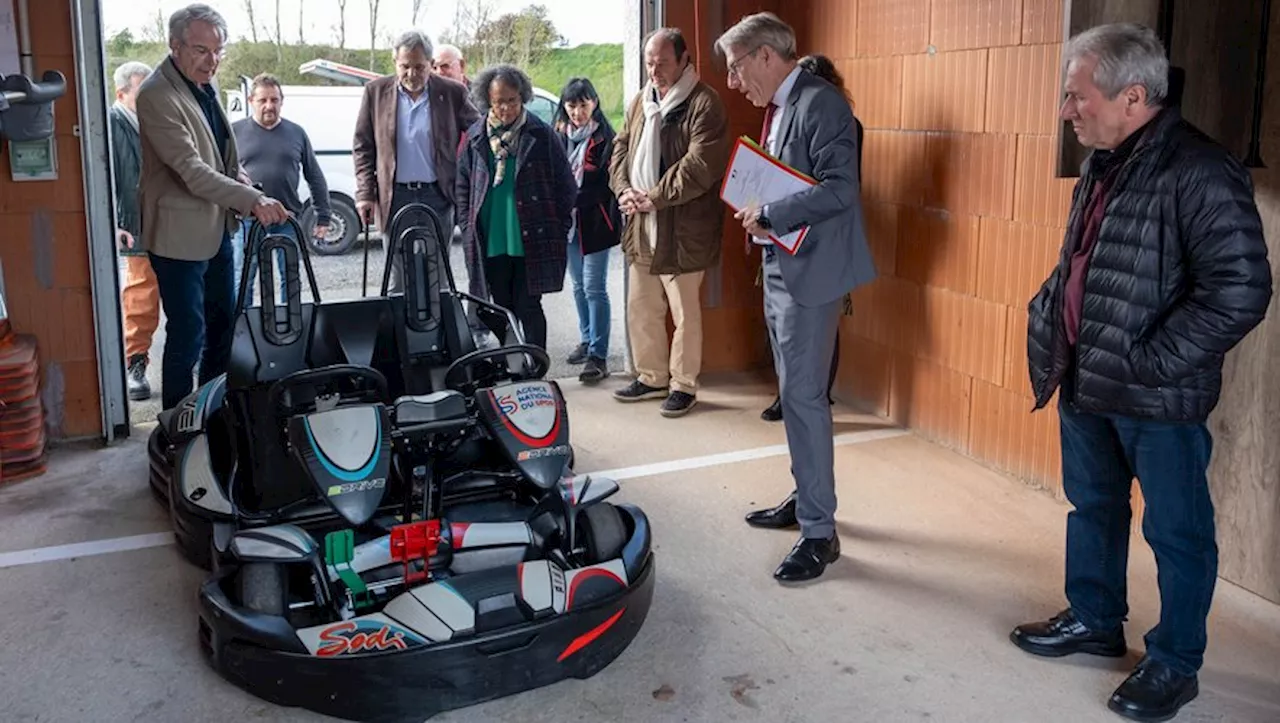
759, 65, 802, 243
765, 65, 803, 155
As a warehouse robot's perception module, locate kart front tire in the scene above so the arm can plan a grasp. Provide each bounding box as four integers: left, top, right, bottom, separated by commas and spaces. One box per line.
579, 503, 626, 564
237, 562, 286, 617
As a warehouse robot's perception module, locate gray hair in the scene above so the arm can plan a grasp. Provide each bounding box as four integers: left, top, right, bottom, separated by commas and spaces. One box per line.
434, 43, 464, 60
113, 61, 151, 92
714, 12, 797, 62
470, 64, 534, 112
392, 29, 434, 59
1064, 23, 1168, 106
168, 3, 228, 45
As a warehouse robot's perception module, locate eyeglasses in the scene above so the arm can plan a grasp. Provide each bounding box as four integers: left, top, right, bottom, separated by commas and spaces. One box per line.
726, 45, 762, 79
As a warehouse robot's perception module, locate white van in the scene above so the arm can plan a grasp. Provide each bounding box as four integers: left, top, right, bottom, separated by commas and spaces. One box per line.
225, 76, 561, 256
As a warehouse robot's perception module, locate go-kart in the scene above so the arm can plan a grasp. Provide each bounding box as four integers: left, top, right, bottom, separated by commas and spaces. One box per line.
146, 206, 654, 723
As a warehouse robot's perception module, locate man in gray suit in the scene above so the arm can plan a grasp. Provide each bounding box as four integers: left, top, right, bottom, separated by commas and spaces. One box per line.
716, 12, 877, 583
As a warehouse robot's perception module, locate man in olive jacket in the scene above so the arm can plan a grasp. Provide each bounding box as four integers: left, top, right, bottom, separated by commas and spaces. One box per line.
609, 27, 731, 418
110, 60, 155, 402
1013, 24, 1271, 723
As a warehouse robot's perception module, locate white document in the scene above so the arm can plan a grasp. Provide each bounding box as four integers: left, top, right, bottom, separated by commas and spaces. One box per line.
0, 6, 18, 76
719, 137, 814, 254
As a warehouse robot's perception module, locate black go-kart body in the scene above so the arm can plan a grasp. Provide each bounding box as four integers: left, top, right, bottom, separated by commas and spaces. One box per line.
146, 208, 654, 723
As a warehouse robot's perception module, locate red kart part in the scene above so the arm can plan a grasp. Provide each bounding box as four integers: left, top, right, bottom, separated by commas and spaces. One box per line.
390, 520, 442, 584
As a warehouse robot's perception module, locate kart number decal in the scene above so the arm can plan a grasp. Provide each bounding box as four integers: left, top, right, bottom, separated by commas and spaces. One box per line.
495, 383, 557, 440
306, 617, 426, 657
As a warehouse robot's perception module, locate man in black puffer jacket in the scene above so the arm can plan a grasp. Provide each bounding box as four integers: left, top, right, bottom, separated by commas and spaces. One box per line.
1010, 23, 1272, 723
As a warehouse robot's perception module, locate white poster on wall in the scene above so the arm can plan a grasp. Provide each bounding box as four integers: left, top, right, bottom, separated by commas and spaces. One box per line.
0, 2, 19, 76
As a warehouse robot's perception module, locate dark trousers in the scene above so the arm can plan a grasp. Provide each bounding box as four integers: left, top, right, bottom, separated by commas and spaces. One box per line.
148, 232, 236, 410
484, 255, 546, 350
1058, 394, 1217, 676
387, 182, 453, 294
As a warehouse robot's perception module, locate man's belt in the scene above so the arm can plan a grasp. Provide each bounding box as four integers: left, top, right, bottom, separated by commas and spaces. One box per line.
395, 181, 437, 190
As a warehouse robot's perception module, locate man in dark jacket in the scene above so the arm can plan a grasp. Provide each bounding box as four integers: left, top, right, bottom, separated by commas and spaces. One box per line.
1012, 23, 1272, 722
110, 60, 156, 402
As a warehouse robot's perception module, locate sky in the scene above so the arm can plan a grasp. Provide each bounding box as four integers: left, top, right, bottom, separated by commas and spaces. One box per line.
100, 0, 626, 49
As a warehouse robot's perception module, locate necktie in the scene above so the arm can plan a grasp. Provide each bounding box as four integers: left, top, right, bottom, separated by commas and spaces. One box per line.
760, 101, 777, 149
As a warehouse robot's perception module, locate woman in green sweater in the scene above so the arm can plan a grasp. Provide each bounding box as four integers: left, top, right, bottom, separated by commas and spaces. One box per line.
456, 64, 578, 350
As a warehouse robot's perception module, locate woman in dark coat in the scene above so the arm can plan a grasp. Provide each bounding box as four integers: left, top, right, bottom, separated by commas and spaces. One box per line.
554, 77, 622, 383
456, 64, 577, 350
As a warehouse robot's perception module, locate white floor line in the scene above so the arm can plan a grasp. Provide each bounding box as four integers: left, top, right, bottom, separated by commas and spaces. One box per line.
593, 427, 909, 481
0, 532, 176, 570
0, 426, 908, 571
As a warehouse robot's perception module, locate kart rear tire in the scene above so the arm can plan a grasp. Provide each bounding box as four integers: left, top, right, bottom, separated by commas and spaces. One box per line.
579, 503, 626, 564
238, 562, 286, 617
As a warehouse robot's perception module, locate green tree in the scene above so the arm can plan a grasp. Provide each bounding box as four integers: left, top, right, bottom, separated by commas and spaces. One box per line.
107, 29, 135, 59
462, 4, 561, 68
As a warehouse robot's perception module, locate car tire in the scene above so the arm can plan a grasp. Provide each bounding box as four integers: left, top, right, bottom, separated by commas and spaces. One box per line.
579, 503, 627, 564
238, 562, 286, 616
301, 195, 361, 256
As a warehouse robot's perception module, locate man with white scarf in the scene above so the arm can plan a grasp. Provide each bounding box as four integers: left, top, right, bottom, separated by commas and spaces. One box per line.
609, 27, 731, 418
110, 60, 157, 403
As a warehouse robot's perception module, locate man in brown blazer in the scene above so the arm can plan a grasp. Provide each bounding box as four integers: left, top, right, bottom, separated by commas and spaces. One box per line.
353, 30, 480, 293
136, 3, 288, 410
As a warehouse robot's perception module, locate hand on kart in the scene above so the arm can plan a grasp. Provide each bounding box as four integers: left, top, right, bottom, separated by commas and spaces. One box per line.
312, 223, 329, 240
252, 197, 290, 226
356, 200, 376, 225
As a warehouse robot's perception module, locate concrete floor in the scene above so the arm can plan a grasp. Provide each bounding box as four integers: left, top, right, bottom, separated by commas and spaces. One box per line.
2, 374, 1278, 723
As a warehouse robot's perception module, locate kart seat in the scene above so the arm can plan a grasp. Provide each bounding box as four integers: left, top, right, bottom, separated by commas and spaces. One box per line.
393, 220, 477, 396
310, 297, 403, 394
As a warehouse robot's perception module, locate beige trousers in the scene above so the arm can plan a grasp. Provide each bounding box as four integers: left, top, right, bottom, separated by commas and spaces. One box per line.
627, 259, 704, 394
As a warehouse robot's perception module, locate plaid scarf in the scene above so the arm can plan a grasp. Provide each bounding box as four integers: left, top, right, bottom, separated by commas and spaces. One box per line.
487, 107, 528, 187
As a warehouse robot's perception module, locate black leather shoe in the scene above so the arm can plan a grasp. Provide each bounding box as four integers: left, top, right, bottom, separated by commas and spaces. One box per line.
1009, 608, 1127, 658
761, 396, 782, 421
774, 534, 840, 582
1108, 657, 1199, 722
745, 492, 797, 529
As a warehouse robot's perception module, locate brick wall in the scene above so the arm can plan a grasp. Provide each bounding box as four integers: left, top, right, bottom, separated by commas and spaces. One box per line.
0, 0, 102, 438
808, 0, 1073, 493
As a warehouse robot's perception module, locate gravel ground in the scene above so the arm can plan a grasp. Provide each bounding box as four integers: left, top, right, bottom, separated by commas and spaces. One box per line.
121, 235, 629, 424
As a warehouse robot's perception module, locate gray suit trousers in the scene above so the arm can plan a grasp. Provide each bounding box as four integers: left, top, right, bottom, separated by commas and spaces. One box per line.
763, 251, 842, 539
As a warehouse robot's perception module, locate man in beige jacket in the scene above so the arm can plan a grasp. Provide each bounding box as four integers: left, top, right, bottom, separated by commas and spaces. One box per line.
136, 4, 287, 410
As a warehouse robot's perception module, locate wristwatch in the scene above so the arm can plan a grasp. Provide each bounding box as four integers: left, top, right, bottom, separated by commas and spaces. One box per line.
757, 213, 772, 230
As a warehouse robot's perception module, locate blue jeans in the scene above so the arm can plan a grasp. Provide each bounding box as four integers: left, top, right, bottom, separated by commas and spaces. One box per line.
149, 232, 236, 410
233, 219, 297, 305
566, 237, 611, 359
1058, 395, 1217, 676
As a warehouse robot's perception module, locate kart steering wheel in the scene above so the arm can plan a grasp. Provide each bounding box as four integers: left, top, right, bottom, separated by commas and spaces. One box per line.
268, 364, 389, 416
443, 344, 551, 396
